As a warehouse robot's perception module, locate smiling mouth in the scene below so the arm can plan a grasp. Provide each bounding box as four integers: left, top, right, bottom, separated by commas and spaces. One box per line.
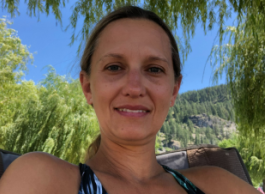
116, 108, 148, 113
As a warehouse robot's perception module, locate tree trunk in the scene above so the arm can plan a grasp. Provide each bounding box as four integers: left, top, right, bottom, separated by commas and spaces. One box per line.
263, 179, 265, 192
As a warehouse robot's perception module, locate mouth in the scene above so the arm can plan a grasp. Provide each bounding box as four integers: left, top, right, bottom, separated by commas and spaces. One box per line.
114, 105, 150, 117
116, 108, 148, 113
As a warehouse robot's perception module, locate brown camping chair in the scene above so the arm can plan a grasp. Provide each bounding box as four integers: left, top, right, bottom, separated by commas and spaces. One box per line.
156, 144, 253, 185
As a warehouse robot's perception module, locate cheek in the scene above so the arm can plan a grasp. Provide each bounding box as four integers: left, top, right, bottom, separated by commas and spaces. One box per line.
92, 72, 112, 96
150, 83, 173, 122
152, 80, 174, 101
91, 75, 120, 112
92, 83, 111, 106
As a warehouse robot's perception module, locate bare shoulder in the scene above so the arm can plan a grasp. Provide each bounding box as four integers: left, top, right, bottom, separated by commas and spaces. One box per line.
178, 166, 259, 194
0, 152, 80, 194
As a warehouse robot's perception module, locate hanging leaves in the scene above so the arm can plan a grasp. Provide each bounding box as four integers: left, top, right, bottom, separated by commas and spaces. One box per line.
0, 19, 100, 164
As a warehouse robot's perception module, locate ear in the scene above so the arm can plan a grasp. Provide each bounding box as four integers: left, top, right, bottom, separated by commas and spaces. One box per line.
80, 71, 93, 105
170, 75, 182, 107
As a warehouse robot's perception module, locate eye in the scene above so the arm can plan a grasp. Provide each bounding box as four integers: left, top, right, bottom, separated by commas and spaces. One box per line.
106, 65, 122, 71
148, 67, 163, 73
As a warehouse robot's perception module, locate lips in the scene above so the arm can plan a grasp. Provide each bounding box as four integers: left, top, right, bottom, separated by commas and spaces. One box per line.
114, 105, 150, 117
115, 105, 150, 112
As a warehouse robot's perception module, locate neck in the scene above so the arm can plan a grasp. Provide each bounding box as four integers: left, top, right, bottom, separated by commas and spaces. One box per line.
86, 135, 163, 181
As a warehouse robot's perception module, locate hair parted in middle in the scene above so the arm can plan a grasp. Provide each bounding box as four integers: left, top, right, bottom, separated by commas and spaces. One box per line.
80, 5, 182, 80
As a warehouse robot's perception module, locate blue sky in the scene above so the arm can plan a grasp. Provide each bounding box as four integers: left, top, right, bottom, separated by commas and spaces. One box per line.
1, 2, 234, 94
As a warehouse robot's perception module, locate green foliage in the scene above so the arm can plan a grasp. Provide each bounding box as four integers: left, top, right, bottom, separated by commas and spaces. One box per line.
187, 119, 194, 133
219, 134, 265, 187
179, 127, 189, 148
209, 11, 265, 186
155, 132, 163, 153
165, 147, 174, 152
210, 22, 265, 139
173, 84, 234, 122
0, 19, 100, 164
194, 130, 200, 145
160, 84, 235, 150
1, 66, 100, 164
3, 0, 257, 63
0, 18, 34, 127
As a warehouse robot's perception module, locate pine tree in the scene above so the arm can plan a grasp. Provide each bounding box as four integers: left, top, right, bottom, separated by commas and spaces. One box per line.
187, 119, 194, 133
194, 130, 200, 145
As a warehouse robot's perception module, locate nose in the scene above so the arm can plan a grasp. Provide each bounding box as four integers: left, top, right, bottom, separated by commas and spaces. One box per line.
121, 69, 146, 98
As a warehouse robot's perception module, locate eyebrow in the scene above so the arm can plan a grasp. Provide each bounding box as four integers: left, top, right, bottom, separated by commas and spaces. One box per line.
147, 56, 169, 65
97, 53, 124, 64
97, 53, 169, 65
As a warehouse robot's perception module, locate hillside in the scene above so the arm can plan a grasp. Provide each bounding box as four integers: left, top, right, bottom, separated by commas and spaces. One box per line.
157, 84, 236, 153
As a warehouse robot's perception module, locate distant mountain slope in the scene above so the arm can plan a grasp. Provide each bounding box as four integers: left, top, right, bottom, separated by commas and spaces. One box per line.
188, 113, 236, 132
157, 84, 236, 153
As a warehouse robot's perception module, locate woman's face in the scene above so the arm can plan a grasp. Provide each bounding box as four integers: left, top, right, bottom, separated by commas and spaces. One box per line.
80, 18, 181, 145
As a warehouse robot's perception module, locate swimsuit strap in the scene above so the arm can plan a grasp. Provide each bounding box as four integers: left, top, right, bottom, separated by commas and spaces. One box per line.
162, 165, 205, 194
78, 163, 107, 194
79, 163, 205, 194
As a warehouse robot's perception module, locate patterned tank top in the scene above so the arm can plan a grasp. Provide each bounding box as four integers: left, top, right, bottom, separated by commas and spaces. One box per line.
78, 163, 205, 194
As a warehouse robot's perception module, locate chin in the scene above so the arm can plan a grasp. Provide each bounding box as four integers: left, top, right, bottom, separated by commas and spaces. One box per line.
114, 128, 156, 143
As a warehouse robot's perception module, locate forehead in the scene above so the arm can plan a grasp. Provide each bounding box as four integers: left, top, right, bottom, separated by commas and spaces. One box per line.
92, 18, 172, 64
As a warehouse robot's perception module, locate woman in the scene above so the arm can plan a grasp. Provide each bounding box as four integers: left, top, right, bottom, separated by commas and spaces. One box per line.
0, 6, 259, 194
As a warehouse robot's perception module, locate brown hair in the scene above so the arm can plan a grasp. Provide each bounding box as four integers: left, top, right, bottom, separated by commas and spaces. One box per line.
81, 5, 182, 160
